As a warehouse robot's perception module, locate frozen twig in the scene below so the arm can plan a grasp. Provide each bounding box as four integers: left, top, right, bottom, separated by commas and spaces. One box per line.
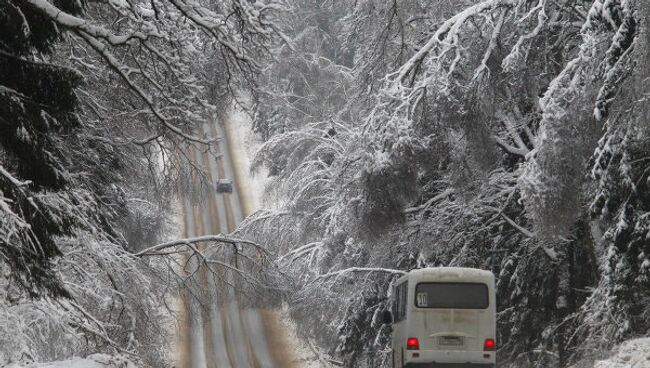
135, 234, 271, 257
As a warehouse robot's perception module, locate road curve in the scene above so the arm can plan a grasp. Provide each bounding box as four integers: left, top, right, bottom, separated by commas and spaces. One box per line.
176, 115, 293, 368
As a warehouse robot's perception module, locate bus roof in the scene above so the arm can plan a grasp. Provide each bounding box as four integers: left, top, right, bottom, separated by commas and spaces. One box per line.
396, 267, 494, 284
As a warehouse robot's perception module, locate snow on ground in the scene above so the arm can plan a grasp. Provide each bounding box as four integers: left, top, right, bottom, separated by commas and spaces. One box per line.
5, 354, 137, 368
277, 305, 330, 368
224, 105, 269, 215
594, 338, 650, 368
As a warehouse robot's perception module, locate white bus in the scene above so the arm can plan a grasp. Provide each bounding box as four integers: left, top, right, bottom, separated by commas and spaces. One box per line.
384, 267, 496, 368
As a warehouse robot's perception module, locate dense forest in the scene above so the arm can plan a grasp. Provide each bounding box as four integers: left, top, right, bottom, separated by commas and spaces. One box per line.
242, 0, 650, 367
1, 0, 649, 367
0, 0, 281, 365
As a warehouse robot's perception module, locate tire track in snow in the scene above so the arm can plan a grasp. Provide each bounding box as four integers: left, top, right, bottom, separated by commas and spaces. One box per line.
176, 190, 192, 368
225, 109, 301, 368
180, 114, 289, 368
195, 143, 230, 368
214, 118, 277, 368
182, 178, 208, 368
205, 121, 254, 368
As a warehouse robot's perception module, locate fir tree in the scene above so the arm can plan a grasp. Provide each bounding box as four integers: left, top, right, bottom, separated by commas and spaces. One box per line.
0, 0, 86, 297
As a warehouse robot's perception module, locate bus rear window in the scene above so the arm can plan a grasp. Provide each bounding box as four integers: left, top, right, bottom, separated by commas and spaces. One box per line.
415, 282, 489, 309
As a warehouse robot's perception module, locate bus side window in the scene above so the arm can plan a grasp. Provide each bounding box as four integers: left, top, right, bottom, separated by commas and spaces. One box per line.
393, 285, 400, 322
394, 282, 408, 323
395, 285, 402, 322
400, 282, 407, 321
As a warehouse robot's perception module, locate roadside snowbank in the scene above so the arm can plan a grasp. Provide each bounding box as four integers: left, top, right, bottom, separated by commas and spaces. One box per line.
5, 354, 137, 368
594, 338, 650, 368
224, 105, 269, 215
277, 306, 327, 368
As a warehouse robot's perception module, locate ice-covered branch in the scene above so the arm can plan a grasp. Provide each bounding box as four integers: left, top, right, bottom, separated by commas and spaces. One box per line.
76, 30, 214, 145
393, 0, 517, 83
277, 242, 323, 263
0, 165, 31, 187
473, 9, 507, 81
502, 0, 550, 72
403, 189, 454, 214
314, 267, 406, 282
26, 0, 284, 151
135, 234, 270, 257
495, 137, 531, 157
25, 0, 161, 44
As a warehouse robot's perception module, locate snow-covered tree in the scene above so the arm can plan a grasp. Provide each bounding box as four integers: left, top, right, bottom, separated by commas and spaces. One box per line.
244, 0, 650, 367
1, 0, 88, 297
1, 0, 283, 364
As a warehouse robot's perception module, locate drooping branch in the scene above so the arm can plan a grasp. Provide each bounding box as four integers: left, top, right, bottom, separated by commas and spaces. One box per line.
314, 267, 406, 282
76, 30, 215, 145
26, 0, 283, 150
0, 164, 32, 187
392, 0, 518, 83
135, 234, 271, 257
24, 0, 163, 45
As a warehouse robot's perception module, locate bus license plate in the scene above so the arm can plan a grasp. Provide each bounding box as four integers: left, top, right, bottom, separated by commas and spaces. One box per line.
438, 336, 464, 346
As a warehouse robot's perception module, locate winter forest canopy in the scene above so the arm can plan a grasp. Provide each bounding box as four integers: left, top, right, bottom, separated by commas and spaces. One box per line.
0, 0, 649, 367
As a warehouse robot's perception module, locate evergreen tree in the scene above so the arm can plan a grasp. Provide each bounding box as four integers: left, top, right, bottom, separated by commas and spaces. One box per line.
0, 0, 86, 296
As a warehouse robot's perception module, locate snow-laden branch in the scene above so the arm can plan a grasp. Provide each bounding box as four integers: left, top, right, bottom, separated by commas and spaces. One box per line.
495, 137, 531, 157
403, 189, 454, 214
502, 0, 549, 72
277, 241, 323, 263
482, 204, 534, 238
166, 0, 252, 65
25, 0, 162, 45
26, 0, 284, 150
205, 259, 272, 289
0, 165, 31, 187
314, 267, 406, 282
392, 0, 517, 83
76, 30, 214, 145
473, 8, 507, 81
499, 212, 535, 239
134, 234, 270, 257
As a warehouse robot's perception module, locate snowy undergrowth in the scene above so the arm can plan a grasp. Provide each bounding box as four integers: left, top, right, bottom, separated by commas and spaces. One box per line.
277, 306, 328, 368
572, 338, 650, 368
225, 104, 271, 213
5, 354, 137, 368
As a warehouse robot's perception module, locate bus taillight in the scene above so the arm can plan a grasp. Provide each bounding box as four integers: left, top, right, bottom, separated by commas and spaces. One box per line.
484, 338, 496, 351
406, 337, 419, 350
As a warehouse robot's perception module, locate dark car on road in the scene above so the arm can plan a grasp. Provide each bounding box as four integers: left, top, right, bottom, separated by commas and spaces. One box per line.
216, 178, 233, 193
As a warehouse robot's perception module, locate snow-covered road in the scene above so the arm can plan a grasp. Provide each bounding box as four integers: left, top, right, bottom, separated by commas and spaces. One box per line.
176, 115, 293, 368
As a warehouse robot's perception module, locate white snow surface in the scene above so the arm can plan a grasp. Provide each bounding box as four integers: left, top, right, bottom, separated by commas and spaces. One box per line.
277, 306, 326, 368
225, 105, 269, 214
594, 338, 650, 368
5, 354, 137, 368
